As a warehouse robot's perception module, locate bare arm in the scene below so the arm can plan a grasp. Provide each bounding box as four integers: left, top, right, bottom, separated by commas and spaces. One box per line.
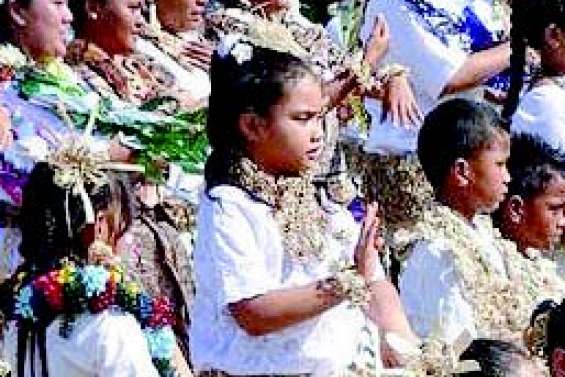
442, 41, 510, 96
230, 203, 383, 337
229, 281, 344, 336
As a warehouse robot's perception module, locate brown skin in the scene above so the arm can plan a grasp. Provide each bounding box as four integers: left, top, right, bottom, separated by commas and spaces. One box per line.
440, 132, 511, 221
8, 0, 73, 61
539, 25, 565, 76
0, 107, 13, 151
79, 0, 144, 56
499, 173, 565, 253
442, 41, 511, 96
230, 76, 416, 349
155, 0, 208, 33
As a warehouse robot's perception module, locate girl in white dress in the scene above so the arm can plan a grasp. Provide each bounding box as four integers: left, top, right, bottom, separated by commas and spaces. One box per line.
0, 157, 164, 377
189, 32, 416, 376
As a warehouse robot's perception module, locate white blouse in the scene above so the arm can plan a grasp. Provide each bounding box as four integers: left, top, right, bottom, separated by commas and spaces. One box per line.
361, 0, 467, 155
3, 311, 160, 377
512, 82, 565, 152
399, 216, 507, 343
189, 185, 384, 376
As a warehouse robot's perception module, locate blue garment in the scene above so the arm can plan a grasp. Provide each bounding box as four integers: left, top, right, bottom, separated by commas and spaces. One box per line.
402, 0, 510, 91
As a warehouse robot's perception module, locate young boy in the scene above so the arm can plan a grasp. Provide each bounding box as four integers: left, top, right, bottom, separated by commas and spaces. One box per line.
398, 98, 511, 343
494, 135, 565, 301
496, 135, 565, 254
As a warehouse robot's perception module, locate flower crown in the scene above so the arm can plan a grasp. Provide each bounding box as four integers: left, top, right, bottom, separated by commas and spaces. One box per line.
46, 102, 143, 226
211, 7, 309, 65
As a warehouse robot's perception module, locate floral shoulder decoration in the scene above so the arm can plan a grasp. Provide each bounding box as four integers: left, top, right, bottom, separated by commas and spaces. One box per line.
392, 204, 560, 342
9, 260, 177, 377
0, 43, 28, 82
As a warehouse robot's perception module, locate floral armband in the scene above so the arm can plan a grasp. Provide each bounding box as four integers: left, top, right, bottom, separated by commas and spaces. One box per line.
326, 264, 371, 307
376, 64, 410, 86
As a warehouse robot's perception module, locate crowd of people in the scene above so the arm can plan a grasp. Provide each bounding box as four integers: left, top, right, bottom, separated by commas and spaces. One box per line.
1, 0, 565, 376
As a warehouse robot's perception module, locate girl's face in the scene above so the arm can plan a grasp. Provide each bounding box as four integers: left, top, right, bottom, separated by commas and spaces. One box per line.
89, 0, 143, 55
520, 174, 565, 251
465, 133, 511, 214
13, 0, 73, 60
246, 75, 324, 176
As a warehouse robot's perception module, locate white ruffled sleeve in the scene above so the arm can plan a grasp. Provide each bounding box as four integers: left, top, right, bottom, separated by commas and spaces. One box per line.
399, 240, 476, 343
197, 188, 280, 310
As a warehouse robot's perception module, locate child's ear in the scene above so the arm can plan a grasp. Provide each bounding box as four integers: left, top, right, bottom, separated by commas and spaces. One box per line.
452, 158, 471, 187
238, 112, 268, 144
507, 195, 525, 225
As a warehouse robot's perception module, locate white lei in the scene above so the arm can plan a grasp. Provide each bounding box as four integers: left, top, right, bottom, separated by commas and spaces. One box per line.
394, 205, 563, 342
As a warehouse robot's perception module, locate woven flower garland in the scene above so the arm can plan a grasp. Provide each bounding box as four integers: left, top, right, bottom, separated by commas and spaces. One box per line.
12, 261, 177, 376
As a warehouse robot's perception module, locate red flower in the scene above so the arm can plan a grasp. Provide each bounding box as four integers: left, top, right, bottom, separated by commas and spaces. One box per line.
89, 280, 117, 313
148, 297, 176, 328
34, 271, 64, 312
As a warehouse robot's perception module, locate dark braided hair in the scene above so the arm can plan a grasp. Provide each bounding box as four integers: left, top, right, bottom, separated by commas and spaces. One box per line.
0, 162, 133, 377
204, 43, 318, 190
503, 0, 565, 121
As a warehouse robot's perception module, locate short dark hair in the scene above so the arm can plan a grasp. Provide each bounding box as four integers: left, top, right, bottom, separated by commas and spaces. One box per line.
506, 134, 565, 200
418, 98, 507, 193
457, 339, 529, 377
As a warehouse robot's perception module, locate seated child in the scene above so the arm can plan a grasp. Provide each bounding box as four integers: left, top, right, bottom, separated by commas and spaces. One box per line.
398, 98, 514, 342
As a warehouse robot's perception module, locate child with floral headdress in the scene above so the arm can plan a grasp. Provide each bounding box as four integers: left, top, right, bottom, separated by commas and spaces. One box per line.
396, 98, 524, 344
189, 27, 417, 376
0, 127, 176, 376
206, 0, 420, 207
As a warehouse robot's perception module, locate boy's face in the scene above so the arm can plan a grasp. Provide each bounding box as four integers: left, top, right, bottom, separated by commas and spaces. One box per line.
520, 174, 565, 251
467, 133, 511, 214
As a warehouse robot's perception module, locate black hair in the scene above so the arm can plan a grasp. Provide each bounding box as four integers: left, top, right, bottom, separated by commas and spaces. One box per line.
530, 299, 565, 370
0, 162, 133, 377
456, 339, 529, 377
204, 43, 317, 189
503, 0, 565, 121
0, 0, 33, 44
506, 134, 565, 200
417, 98, 507, 193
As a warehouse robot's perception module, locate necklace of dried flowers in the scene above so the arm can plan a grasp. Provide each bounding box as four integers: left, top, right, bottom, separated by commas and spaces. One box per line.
65, 40, 176, 106
9, 260, 177, 376
225, 155, 329, 262
393, 205, 534, 341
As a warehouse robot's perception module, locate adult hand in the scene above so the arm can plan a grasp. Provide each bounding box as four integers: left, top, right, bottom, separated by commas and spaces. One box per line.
0, 106, 13, 151
364, 14, 390, 70
381, 74, 422, 127
354, 202, 385, 282
182, 40, 213, 72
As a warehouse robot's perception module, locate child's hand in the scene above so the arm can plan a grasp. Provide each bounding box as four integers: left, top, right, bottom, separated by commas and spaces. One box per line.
381, 74, 422, 127
0, 106, 13, 151
354, 202, 385, 282
364, 14, 390, 70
